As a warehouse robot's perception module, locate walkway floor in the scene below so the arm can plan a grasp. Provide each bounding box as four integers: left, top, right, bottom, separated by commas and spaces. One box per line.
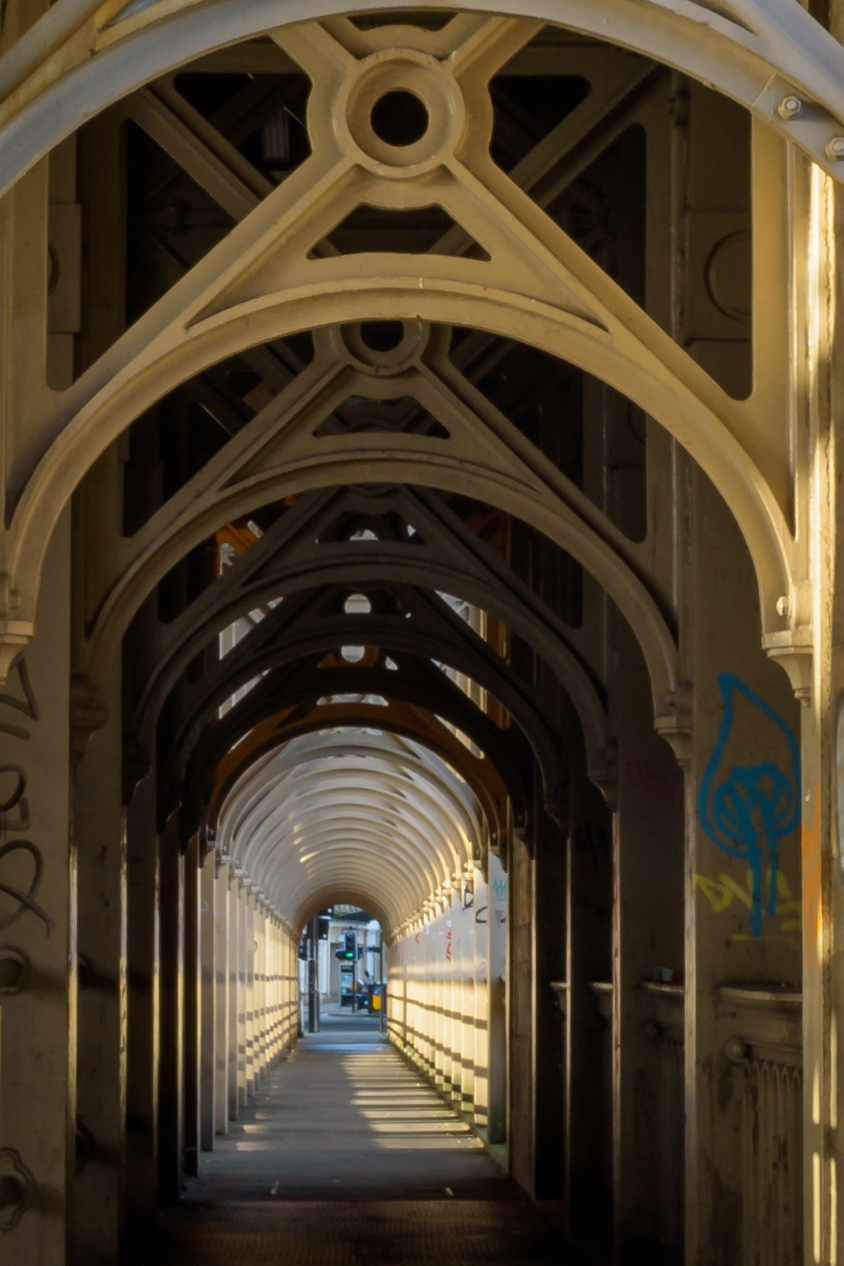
136, 1020, 583, 1265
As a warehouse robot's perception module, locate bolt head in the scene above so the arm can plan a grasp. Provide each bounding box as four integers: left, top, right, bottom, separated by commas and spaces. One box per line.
725, 1035, 748, 1062
826, 136, 844, 161
777, 95, 802, 120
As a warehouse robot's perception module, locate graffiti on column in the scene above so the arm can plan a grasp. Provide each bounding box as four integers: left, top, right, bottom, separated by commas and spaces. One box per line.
694, 867, 801, 943
698, 673, 800, 939
0, 656, 52, 934
0, 1147, 35, 1230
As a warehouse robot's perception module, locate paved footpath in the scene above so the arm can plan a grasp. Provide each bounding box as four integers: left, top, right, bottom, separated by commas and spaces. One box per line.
135, 1027, 584, 1265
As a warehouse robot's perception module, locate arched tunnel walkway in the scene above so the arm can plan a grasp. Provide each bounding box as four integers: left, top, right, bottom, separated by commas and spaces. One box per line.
140, 722, 575, 1264
0, 3, 841, 1265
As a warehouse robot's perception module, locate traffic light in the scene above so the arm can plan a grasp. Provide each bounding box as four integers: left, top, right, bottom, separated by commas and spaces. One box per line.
335, 929, 356, 961
317, 915, 329, 940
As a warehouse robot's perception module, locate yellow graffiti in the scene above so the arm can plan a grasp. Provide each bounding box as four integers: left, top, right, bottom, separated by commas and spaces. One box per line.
695, 867, 801, 941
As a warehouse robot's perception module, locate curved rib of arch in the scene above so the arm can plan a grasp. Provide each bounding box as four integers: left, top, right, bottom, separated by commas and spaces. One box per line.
177, 657, 535, 828
0, 8, 806, 736
136, 550, 606, 771
160, 597, 567, 815
0, 11, 797, 713
13, 243, 789, 669
202, 701, 511, 848
0, 0, 843, 197
216, 728, 485, 936
125, 484, 607, 773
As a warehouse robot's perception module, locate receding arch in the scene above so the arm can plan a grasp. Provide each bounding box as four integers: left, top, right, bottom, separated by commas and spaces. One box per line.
0, 5, 808, 734
124, 486, 607, 778
0, 7, 799, 722
0, 0, 843, 198
134, 549, 606, 769
16, 278, 790, 661
294, 888, 392, 938
154, 591, 571, 816
178, 662, 534, 830
215, 727, 485, 931
202, 702, 512, 847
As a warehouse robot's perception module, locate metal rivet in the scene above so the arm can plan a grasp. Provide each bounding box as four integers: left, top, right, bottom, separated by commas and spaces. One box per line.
826, 136, 844, 161
725, 1035, 748, 1063
777, 95, 802, 121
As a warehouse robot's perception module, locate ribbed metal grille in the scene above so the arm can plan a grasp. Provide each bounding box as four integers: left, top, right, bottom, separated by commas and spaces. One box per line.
149, 1199, 574, 1264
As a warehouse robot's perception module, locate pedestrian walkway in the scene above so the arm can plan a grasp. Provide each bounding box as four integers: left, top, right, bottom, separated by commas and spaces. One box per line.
136, 1030, 583, 1264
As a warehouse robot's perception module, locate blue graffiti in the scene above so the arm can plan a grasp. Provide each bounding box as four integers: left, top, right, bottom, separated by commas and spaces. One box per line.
698, 674, 800, 938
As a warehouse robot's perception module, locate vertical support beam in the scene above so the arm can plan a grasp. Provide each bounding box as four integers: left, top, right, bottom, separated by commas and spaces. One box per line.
422, 919, 430, 1071
72, 668, 127, 1266
255, 904, 263, 1081
565, 749, 612, 1239
200, 858, 215, 1151
533, 790, 568, 1201
268, 915, 277, 1062
443, 901, 453, 1096
395, 929, 407, 1046
256, 903, 266, 1082
251, 903, 260, 1076
272, 916, 279, 1060
274, 922, 279, 1050
245, 890, 256, 1095
307, 914, 318, 1033
799, 154, 843, 1266
0, 5, 70, 1253
285, 922, 291, 1049
509, 831, 534, 1193
421, 920, 430, 1073
226, 873, 238, 1119
488, 849, 508, 1147
450, 886, 461, 1105
182, 836, 200, 1178
0, 514, 73, 1264
125, 770, 159, 1232
611, 621, 685, 1260
434, 908, 445, 1089
236, 881, 248, 1108
460, 874, 475, 1116
378, 928, 385, 1037
420, 921, 430, 1068
683, 463, 802, 1266
265, 911, 272, 1065
282, 921, 289, 1052
473, 863, 490, 1136
284, 921, 291, 1051
284, 928, 295, 1050
157, 814, 184, 1203
280, 924, 287, 1053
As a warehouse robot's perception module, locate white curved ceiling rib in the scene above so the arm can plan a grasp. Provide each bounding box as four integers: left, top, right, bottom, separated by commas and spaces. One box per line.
216, 728, 483, 936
